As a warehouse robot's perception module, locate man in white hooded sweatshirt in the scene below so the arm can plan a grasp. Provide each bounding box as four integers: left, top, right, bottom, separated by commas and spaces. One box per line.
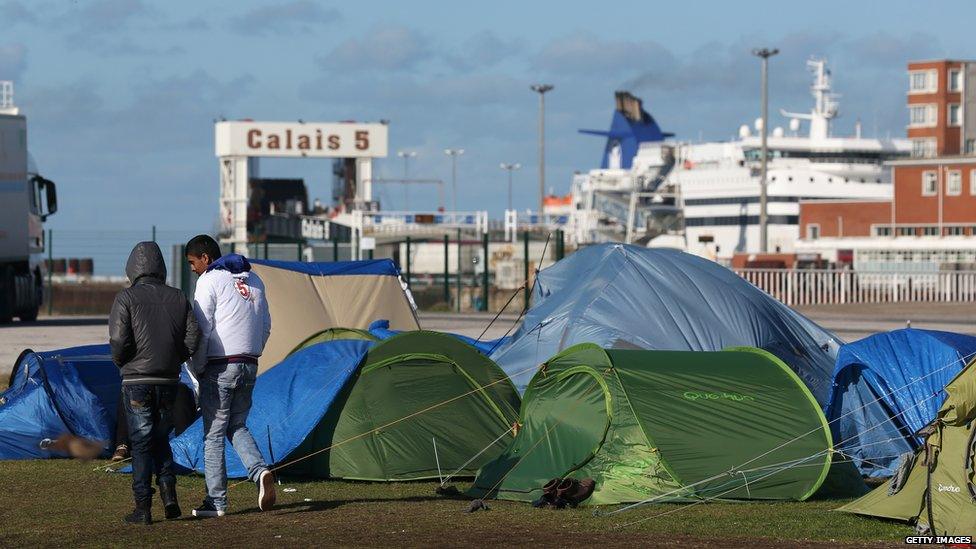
184, 234, 275, 517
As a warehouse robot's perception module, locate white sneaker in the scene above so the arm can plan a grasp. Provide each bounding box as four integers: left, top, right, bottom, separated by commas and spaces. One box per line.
191, 502, 226, 518
258, 470, 276, 511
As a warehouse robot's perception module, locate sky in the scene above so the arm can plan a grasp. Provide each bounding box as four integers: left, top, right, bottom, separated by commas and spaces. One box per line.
3, 0, 975, 238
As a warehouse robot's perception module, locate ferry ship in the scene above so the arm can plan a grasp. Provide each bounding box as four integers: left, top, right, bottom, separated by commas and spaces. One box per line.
564, 59, 911, 263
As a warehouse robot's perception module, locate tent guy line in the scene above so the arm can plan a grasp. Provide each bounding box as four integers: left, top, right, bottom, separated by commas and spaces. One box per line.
226, 359, 543, 491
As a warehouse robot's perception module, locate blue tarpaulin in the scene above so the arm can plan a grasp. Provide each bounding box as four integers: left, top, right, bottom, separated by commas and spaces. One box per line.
250, 259, 402, 277
491, 244, 842, 401
0, 345, 118, 459
366, 320, 509, 356
826, 329, 976, 478
170, 339, 371, 478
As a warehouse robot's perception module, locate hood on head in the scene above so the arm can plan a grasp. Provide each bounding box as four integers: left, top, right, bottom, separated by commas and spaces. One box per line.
125, 241, 167, 284
206, 253, 251, 275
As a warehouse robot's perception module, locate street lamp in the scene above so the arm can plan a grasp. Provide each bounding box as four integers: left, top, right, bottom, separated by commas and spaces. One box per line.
396, 150, 417, 211
751, 47, 778, 253
530, 84, 553, 213
499, 162, 521, 212
444, 148, 464, 212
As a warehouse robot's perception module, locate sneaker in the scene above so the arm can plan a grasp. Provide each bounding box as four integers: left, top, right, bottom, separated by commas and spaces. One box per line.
111, 444, 129, 461
258, 470, 276, 512
191, 501, 225, 518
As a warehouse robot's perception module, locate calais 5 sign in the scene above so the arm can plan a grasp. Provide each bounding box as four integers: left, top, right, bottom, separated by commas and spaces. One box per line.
215, 121, 388, 158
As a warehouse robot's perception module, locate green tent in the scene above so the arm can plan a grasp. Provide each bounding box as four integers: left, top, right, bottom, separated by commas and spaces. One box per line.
284, 331, 522, 481
469, 343, 834, 505
837, 359, 976, 536
289, 327, 380, 355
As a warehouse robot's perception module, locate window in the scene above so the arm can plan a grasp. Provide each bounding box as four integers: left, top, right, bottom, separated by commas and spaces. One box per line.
806, 224, 820, 240
922, 171, 938, 195
971, 169, 976, 195
909, 69, 938, 93
967, 139, 976, 154
913, 139, 937, 158
949, 69, 962, 92
922, 226, 939, 236
909, 104, 937, 127
946, 226, 965, 236
874, 226, 893, 236
897, 227, 916, 236
948, 104, 961, 126
947, 170, 962, 195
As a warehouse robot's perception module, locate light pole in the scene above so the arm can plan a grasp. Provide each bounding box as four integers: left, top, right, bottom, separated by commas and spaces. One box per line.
396, 150, 416, 211
530, 84, 553, 213
499, 162, 521, 211
752, 47, 778, 253
444, 148, 464, 212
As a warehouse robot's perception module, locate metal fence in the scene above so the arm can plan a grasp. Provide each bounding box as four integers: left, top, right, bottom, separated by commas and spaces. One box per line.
734, 268, 976, 305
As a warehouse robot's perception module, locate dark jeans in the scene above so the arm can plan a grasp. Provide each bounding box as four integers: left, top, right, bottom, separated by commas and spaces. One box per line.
116, 383, 199, 448
123, 384, 177, 503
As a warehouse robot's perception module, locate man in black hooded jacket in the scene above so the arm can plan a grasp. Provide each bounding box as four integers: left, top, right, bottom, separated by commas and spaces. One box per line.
109, 241, 200, 525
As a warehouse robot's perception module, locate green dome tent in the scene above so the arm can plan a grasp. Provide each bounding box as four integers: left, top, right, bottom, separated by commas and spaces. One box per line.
469, 344, 833, 505
283, 331, 522, 481
289, 327, 380, 355
837, 359, 976, 536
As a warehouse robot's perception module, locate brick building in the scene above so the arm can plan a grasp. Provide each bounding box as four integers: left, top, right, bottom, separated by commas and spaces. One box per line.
796, 59, 976, 271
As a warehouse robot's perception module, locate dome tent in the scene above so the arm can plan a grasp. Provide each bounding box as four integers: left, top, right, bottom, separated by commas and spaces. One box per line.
837, 358, 976, 536
172, 331, 521, 481
1, 345, 119, 459
248, 259, 420, 374
491, 244, 841, 400
827, 329, 976, 478
470, 344, 834, 505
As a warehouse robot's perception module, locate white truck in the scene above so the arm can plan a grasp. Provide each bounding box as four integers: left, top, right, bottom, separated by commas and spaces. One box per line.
0, 82, 57, 322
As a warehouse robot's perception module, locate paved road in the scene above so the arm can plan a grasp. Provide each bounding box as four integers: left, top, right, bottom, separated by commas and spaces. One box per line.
2, 306, 973, 379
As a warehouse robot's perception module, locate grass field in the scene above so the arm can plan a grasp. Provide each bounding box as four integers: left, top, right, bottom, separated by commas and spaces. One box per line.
0, 459, 912, 548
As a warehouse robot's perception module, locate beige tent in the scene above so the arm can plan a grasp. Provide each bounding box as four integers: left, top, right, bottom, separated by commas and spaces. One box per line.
251, 260, 419, 373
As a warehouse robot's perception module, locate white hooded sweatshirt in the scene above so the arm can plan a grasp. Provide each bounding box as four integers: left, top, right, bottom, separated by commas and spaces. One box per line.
190, 255, 271, 372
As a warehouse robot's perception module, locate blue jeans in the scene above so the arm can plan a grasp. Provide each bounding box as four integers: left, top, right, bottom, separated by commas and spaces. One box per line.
123, 384, 176, 504
200, 362, 267, 510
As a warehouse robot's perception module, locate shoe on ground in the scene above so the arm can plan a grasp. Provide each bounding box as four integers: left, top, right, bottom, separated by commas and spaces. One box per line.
123, 502, 152, 525
258, 470, 276, 512
191, 501, 225, 518
111, 444, 129, 461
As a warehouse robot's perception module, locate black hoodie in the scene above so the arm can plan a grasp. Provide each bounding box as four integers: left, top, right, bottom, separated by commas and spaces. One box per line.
109, 241, 201, 384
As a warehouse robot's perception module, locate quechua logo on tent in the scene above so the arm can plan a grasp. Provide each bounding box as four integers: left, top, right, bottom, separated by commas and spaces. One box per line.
682, 391, 757, 402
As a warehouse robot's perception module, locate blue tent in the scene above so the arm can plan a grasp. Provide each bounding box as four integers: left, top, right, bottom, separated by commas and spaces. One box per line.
491, 244, 842, 401
0, 345, 119, 459
170, 340, 370, 477
366, 319, 509, 356
826, 329, 976, 478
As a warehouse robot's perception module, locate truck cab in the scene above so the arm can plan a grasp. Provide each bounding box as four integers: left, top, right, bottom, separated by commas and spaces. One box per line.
0, 82, 58, 322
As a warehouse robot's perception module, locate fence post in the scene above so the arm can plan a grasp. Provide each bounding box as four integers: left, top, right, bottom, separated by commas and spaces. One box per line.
405, 236, 411, 289
456, 228, 462, 313
556, 229, 564, 260
152, 225, 156, 243
297, 242, 303, 261
482, 232, 489, 312
47, 229, 53, 316
523, 231, 530, 310
332, 237, 339, 262
443, 234, 450, 306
